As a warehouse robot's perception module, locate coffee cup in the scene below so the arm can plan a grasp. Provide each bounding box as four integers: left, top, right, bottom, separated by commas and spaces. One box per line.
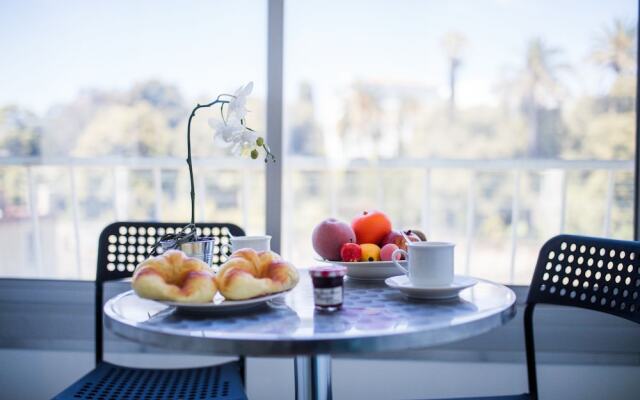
391, 242, 454, 287
225, 235, 272, 253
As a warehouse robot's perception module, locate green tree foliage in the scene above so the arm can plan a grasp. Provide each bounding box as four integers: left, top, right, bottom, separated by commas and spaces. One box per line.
441, 31, 468, 119
0, 106, 42, 157
73, 81, 186, 157
561, 20, 637, 238
591, 19, 637, 76
507, 38, 570, 157
74, 102, 178, 157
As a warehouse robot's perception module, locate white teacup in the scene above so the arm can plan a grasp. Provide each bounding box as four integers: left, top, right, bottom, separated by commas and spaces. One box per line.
391, 242, 455, 287
226, 235, 272, 253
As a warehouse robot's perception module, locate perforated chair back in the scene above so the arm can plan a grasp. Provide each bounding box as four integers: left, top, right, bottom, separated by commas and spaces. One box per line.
523, 234, 640, 399
527, 234, 640, 322
95, 221, 244, 364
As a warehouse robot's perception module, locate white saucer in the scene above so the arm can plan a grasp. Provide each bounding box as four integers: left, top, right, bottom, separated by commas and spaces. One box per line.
385, 275, 478, 300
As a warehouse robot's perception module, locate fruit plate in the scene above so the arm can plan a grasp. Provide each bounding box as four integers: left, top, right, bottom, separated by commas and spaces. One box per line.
158, 290, 290, 314
331, 260, 406, 281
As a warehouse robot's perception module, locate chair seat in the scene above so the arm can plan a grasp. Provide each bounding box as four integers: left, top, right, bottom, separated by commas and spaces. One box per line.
427, 394, 530, 400
53, 361, 247, 400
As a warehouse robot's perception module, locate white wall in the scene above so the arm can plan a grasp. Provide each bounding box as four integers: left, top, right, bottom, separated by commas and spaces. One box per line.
1, 349, 638, 400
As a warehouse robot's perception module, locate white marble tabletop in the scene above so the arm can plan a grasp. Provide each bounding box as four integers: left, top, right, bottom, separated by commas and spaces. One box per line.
104, 274, 516, 356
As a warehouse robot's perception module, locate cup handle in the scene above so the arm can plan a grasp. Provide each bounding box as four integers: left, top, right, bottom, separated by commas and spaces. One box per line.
391, 249, 409, 274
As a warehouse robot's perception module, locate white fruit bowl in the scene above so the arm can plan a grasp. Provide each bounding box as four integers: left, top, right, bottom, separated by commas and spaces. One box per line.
330, 260, 406, 281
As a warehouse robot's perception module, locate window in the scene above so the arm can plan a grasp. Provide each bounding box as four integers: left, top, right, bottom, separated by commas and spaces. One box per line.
282, 0, 638, 284
0, 0, 267, 278
0, 0, 637, 284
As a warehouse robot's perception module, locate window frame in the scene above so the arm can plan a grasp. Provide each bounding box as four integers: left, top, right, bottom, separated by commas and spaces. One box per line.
0, 0, 636, 278
267, 1, 640, 253
635, 0, 640, 241
1, 0, 639, 362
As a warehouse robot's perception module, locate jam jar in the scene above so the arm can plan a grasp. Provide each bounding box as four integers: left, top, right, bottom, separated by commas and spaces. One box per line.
309, 265, 347, 311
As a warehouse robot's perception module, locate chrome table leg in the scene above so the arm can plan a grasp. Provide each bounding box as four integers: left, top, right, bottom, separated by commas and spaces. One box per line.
294, 355, 332, 400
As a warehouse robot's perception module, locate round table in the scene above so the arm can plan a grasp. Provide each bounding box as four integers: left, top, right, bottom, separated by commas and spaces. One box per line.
104, 275, 516, 400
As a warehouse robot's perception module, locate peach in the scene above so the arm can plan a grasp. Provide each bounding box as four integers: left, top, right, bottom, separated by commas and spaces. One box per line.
380, 243, 400, 261
312, 218, 356, 261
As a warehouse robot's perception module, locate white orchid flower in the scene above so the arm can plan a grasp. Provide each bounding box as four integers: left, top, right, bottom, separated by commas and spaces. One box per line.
209, 118, 245, 146
229, 128, 259, 157
206, 82, 274, 161
227, 81, 253, 120
209, 116, 262, 158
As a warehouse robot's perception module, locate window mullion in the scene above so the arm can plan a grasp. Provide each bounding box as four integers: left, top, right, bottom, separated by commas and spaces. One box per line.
266, 0, 285, 253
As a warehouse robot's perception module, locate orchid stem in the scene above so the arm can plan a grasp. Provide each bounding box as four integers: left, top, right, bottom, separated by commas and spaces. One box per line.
186, 99, 229, 227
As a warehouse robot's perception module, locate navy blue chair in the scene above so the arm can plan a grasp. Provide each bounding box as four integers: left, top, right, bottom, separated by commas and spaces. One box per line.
429, 234, 640, 400
53, 221, 248, 400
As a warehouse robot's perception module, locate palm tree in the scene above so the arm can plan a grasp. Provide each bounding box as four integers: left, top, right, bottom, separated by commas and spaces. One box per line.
591, 19, 636, 76
514, 38, 568, 156
441, 32, 467, 119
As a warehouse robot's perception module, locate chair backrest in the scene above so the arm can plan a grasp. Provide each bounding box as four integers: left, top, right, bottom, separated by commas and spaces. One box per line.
95, 221, 245, 364
527, 234, 640, 322
523, 234, 640, 399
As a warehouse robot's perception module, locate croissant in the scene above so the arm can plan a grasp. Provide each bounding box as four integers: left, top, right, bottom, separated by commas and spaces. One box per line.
132, 250, 217, 303
216, 248, 299, 300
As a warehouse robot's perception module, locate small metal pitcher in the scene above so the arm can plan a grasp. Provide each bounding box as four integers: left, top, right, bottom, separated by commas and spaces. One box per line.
179, 239, 215, 267
160, 238, 215, 267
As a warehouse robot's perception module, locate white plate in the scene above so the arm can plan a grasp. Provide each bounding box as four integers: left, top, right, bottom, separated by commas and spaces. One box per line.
330, 260, 406, 280
158, 290, 289, 314
385, 275, 478, 300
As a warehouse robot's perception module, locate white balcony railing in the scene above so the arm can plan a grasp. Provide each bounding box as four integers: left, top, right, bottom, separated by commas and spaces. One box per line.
0, 156, 634, 281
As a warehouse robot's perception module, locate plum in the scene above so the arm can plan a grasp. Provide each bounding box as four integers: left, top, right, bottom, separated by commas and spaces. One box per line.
380, 229, 420, 250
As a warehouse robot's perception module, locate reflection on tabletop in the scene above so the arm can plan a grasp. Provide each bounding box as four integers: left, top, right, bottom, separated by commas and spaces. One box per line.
111, 274, 502, 338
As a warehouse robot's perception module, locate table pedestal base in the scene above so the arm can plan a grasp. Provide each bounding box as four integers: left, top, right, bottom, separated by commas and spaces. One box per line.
294, 355, 332, 400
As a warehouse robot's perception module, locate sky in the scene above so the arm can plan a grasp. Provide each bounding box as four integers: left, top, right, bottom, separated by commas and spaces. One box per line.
0, 0, 267, 113
0, 0, 637, 114
285, 0, 637, 111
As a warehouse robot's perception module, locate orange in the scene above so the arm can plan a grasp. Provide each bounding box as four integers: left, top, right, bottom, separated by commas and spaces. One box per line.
351, 210, 392, 245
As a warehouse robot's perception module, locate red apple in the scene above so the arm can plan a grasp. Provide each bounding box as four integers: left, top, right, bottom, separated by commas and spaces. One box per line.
340, 242, 362, 262
312, 218, 356, 261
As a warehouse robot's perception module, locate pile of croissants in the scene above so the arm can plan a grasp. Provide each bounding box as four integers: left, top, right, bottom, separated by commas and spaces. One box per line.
132, 248, 299, 303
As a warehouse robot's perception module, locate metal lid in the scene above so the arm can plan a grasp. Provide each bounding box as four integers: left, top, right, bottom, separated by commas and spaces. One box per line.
309, 265, 347, 278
